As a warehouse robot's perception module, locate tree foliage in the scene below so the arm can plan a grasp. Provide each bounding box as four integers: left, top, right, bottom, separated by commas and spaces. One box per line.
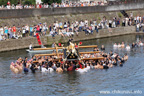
42, 0, 61, 5
0, 0, 20, 5
23, 0, 35, 5
0, 0, 9, 5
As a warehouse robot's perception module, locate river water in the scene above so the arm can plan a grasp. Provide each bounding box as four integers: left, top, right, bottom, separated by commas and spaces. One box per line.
0, 34, 144, 96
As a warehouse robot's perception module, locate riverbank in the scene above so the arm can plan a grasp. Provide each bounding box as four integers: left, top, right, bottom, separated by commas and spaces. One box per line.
0, 26, 142, 52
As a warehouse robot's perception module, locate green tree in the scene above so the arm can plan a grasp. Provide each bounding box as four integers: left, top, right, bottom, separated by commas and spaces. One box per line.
0, 0, 8, 5
42, 0, 61, 4
0, 0, 19, 5
23, 0, 35, 5
11, 0, 18, 5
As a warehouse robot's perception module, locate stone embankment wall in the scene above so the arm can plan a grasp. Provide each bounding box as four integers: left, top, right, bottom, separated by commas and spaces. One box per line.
0, 26, 136, 52
0, 9, 144, 27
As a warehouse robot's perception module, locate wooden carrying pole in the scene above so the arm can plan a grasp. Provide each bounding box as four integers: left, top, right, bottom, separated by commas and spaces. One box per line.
35, 53, 63, 56
34, 51, 100, 56
55, 46, 59, 58
33, 47, 63, 50
33, 57, 104, 63
33, 45, 97, 51
79, 51, 100, 54
78, 45, 97, 48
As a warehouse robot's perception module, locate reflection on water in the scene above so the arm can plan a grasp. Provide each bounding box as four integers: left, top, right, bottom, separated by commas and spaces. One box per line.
0, 34, 144, 96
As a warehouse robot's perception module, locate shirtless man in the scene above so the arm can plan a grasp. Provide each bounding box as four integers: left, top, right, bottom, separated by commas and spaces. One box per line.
124, 54, 128, 61
56, 64, 63, 73
121, 42, 125, 48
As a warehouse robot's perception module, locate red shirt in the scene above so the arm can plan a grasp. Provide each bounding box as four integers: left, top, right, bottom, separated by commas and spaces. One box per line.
37, 26, 40, 31
12, 26, 16, 32
39, 4, 42, 8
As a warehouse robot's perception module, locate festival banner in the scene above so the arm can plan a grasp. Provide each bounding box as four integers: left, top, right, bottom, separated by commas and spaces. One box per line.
36, 33, 42, 45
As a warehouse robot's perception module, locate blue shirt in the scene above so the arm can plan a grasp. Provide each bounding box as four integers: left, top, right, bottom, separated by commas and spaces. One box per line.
30, 27, 33, 32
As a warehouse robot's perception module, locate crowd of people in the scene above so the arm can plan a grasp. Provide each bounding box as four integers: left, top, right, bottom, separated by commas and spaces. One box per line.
135, 15, 144, 32
37, 13, 144, 38
0, 1, 108, 10
10, 38, 144, 74
0, 23, 48, 40
10, 43, 129, 74
113, 40, 144, 51
1, 12, 144, 41
52, 1, 107, 8
113, 42, 131, 51
1, 0, 144, 10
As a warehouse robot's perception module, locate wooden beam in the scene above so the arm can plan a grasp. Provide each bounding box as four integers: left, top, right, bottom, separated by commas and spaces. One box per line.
55, 46, 59, 58
34, 51, 100, 56
35, 53, 63, 56
78, 45, 97, 48
33, 57, 104, 63
33, 45, 97, 50
80, 51, 100, 54
33, 47, 64, 50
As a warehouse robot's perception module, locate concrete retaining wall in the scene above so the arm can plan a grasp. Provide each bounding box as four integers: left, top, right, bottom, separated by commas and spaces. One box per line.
0, 1, 144, 19
0, 26, 136, 52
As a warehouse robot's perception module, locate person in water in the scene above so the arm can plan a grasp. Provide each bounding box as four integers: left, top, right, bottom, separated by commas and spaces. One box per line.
23, 57, 28, 68
132, 42, 136, 48
121, 42, 125, 48
113, 43, 117, 48
93, 47, 99, 51
125, 44, 131, 50
117, 43, 121, 48
138, 41, 143, 46
124, 53, 128, 61
11, 44, 129, 74
56, 63, 63, 73
101, 45, 105, 50
47, 63, 54, 73
10, 57, 23, 74
30, 64, 37, 73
